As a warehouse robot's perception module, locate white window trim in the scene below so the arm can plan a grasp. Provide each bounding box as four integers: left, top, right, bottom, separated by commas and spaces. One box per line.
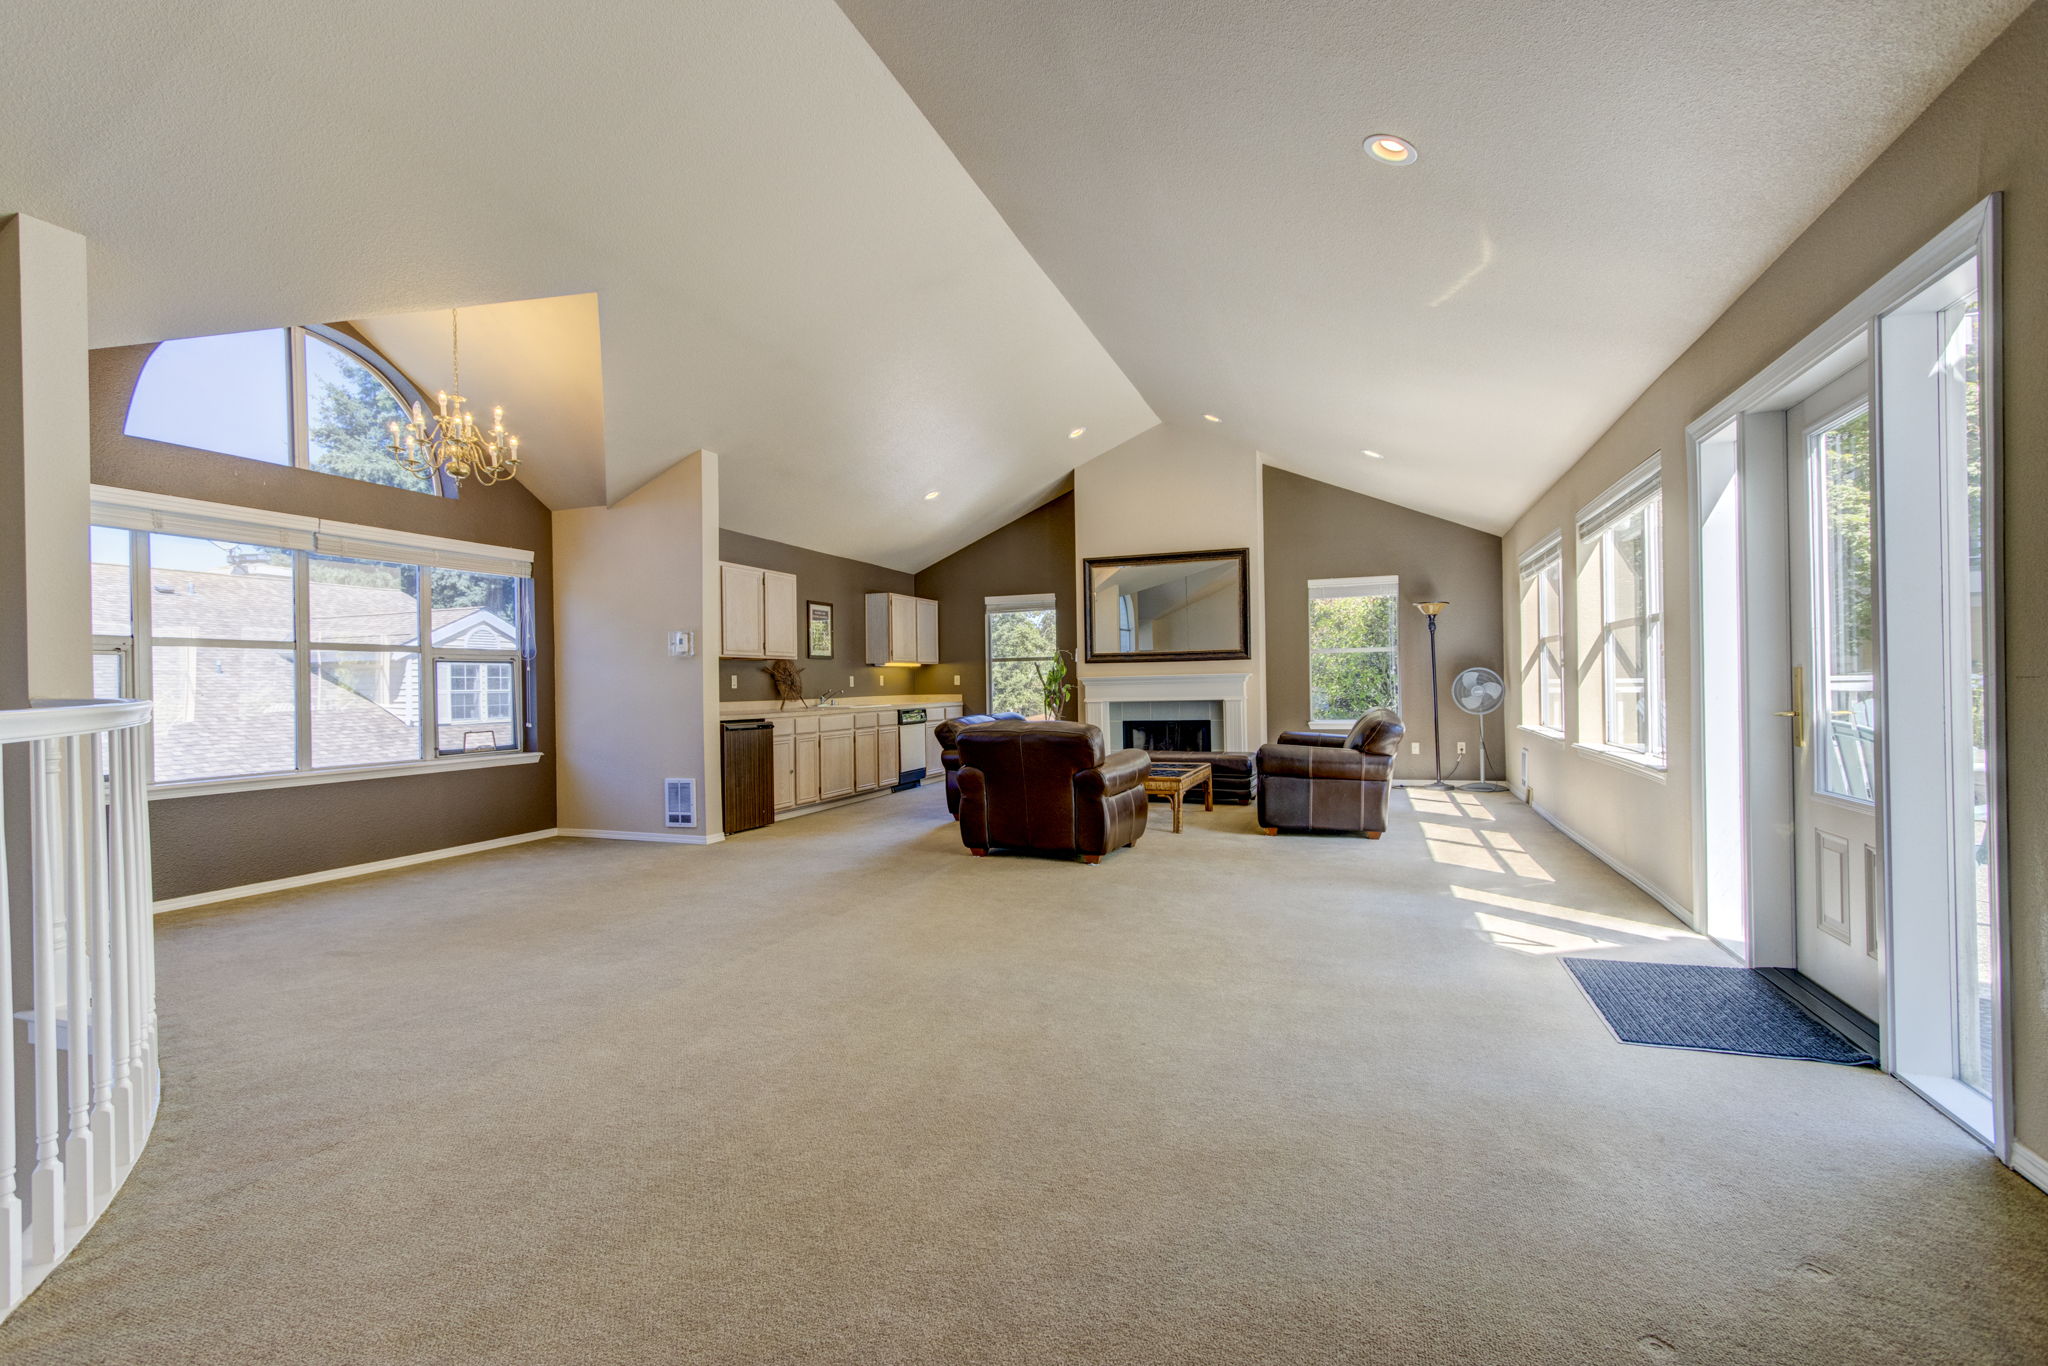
150, 749, 542, 800
986, 595, 1059, 715
1519, 536, 1566, 733
1578, 461, 1666, 763
1572, 739, 1669, 779
1306, 574, 1399, 726
90, 485, 534, 579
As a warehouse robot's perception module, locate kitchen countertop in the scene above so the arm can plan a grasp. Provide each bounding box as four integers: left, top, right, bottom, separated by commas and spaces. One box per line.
717, 694, 963, 719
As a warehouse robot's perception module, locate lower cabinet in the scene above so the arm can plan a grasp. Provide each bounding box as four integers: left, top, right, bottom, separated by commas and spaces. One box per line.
820, 728, 855, 801
853, 726, 880, 792
794, 733, 821, 807
772, 732, 795, 811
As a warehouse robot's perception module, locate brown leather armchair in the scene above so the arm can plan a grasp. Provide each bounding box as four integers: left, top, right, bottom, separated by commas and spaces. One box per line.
955, 721, 1150, 863
936, 711, 1026, 817
1255, 708, 1404, 838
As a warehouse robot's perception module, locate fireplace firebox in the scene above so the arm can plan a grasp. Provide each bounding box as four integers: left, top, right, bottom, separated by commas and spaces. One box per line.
1123, 719, 1212, 752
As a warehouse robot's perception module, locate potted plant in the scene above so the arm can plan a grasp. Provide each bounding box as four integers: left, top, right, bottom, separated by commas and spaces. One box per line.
1034, 649, 1077, 721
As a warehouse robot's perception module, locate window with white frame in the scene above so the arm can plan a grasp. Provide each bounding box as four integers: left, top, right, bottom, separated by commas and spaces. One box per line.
89, 488, 532, 786
1518, 537, 1565, 733
1578, 460, 1665, 762
986, 593, 1058, 719
124, 325, 448, 496
1307, 576, 1399, 726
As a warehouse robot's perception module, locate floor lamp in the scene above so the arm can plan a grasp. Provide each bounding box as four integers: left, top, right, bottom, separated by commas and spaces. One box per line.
1413, 600, 1451, 789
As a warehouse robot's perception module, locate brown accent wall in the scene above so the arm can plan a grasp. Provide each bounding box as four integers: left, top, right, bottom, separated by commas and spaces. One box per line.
90, 343, 557, 900
912, 491, 1076, 716
717, 529, 915, 702
1262, 467, 1503, 781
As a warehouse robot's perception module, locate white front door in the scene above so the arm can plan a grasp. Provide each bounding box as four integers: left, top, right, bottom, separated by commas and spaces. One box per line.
1786, 366, 1884, 1019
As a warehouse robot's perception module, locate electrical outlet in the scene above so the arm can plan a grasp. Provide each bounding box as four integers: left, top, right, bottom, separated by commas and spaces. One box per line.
728, 674, 737, 690
1457, 740, 1468, 757
848, 674, 855, 687
952, 674, 961, 686
1410, 741, 1421, 755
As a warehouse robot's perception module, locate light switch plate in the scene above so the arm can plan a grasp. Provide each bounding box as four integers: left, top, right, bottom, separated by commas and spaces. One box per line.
952, 674, 961, 686
1411, 741, 1421, 755
729, 674, 738, 690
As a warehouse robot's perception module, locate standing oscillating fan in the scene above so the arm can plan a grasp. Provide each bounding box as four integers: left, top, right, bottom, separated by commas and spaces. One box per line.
1449, 666, 1508, 793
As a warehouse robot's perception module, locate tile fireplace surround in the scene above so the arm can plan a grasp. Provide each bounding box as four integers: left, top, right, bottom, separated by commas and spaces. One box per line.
1081, 673, 1253, 752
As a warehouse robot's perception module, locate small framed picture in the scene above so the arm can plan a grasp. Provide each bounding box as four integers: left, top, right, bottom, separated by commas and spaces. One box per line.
806, 601, 833, 658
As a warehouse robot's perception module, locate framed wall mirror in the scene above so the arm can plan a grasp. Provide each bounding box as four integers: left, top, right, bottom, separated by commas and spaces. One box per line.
1083, 548, 1250, 663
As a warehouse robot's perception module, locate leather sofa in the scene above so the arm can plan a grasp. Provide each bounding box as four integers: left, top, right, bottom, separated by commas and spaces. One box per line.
1254, 708, 1404, 838
955, 721, 1150, 863
936, 711, 1026, 816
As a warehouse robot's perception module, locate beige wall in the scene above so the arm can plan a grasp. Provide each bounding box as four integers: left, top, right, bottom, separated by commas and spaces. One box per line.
89, 342, 560, 899
1499, 3, 2048, 1155
718, 528, 915, 703
0, 215, 90, 707
1262, 467, 1503, 782
912, 490, 1077, 717
555, 451, 721, 838
1073, 424, 1267, 739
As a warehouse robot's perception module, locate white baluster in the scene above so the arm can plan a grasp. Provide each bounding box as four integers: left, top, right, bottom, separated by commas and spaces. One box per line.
134, 724, 159, 1115
0, 747, 22, 1309
27, 738, 68, 1266
62, 734, 96, 1230
106, 727, 136, 1169
87, 732, 116, 1213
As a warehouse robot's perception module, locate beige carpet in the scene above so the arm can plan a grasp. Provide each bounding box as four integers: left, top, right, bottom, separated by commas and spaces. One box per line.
3, 785, 2043, 1364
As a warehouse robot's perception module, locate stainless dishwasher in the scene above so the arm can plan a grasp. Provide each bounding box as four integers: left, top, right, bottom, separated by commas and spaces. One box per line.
894, 707, 927, 790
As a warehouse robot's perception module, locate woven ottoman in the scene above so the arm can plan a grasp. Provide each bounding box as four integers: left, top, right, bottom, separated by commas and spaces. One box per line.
1145, 751, 1256, 805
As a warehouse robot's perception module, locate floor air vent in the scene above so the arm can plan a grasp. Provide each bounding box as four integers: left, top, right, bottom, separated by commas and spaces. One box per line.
665, 778, 696, 828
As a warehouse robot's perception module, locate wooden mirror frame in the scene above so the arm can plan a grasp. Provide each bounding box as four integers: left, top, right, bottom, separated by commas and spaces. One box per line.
1081, 547, 1251, 663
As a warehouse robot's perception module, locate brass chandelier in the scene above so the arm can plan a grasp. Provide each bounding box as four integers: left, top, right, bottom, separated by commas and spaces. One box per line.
386, 308, 521, 487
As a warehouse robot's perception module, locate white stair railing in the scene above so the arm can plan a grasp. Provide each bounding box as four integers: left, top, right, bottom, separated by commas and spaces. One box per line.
0, 698, 155, 1320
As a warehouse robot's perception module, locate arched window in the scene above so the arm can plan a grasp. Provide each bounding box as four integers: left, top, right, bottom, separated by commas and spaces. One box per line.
125, 325, 445, 496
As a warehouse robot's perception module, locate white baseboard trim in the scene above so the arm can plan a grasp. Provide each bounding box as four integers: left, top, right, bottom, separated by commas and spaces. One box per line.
2010, 1142, 2048, 1195
556, 827, 725, 845
1528, 798, 1699, 931
154, 829, 561, 914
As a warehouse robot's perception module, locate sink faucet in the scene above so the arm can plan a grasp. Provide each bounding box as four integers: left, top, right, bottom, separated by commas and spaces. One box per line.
815, 688, 843, 708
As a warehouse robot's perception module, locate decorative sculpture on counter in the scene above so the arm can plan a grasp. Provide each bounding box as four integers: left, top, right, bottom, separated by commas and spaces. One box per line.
765, 659, 805, 709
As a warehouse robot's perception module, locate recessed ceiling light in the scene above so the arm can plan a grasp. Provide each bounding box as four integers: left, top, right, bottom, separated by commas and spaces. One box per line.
1203, 413, 1221, 423
1068, 427, 1087, 439
1361, 449, 1385, 459
1364, 134, 1418, 166
923, 490, 940, 500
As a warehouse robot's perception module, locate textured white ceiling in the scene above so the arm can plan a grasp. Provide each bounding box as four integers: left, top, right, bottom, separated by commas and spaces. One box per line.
835, 0, 2027, 532
0, 0, 1156, 570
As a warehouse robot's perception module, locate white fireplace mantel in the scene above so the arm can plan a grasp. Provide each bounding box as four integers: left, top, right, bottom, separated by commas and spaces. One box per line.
1080, 673, 1252, 752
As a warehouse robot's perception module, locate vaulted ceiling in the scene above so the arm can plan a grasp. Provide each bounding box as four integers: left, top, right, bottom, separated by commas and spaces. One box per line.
835, 0, 2028, 531
0, 0, 2028, 565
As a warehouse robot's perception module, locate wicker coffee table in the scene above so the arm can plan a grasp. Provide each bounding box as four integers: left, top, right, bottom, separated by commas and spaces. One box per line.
1143, 760, 1213, 833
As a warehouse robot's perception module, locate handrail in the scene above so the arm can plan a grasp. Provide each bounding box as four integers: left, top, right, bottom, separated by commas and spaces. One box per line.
0, 696, 158, 1320
0, 698, 153, 744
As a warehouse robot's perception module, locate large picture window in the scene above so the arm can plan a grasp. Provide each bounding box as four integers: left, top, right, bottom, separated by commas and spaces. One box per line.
1307, 576, 1399, 727
89, 490, 532, 788
125, 325, 445, 496
986, 594, 1058, 719
1578, 461, 1665, 763
1518, 538, 1565, 733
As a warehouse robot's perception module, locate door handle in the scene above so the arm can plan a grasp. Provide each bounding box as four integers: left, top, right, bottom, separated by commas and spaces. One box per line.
1774, 665, 1807, 748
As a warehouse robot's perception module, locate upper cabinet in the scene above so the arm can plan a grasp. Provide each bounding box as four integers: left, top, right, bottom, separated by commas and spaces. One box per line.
866, 592, 940, 666
721, 562, 800, 660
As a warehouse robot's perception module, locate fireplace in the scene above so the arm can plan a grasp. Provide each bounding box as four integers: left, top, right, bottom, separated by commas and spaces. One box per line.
1123, 718, 1212, 752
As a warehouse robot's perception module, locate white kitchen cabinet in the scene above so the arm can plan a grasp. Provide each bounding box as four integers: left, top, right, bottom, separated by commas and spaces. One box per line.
771, 722, 795, 811
915, 597, 938, 664
721, 562, 799, 660
794, 732, 821, 806
721, 563, 765, 658
865, 592, 940, 666
853, 726, 880, 792
820, 730, 855, 800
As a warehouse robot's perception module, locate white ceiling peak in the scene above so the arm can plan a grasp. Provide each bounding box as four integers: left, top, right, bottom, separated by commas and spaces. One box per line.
834, 0, 2029, 533
0, 0, 1154, 569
